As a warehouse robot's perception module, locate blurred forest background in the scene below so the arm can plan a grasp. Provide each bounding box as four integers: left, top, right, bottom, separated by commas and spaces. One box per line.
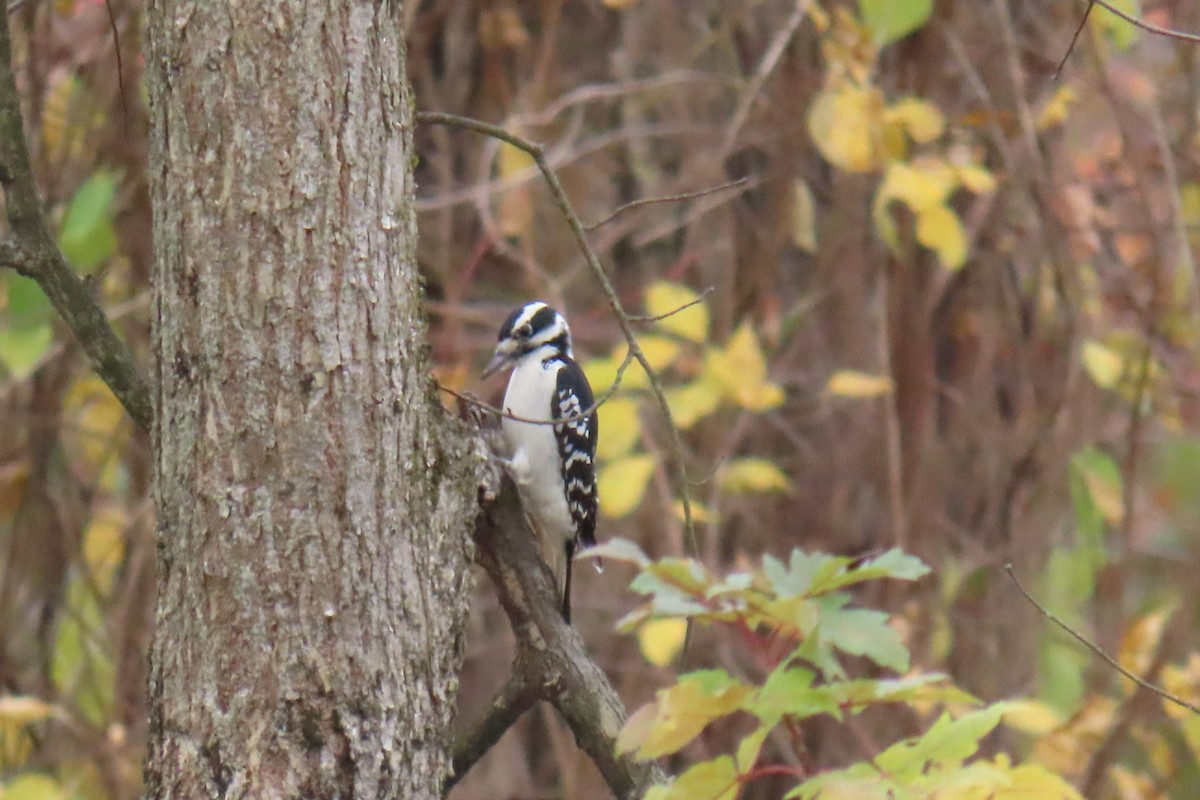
1, 0, 1199, 798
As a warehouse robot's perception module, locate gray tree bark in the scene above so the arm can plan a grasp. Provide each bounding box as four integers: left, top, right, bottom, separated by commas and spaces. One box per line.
143, 2, 481, 797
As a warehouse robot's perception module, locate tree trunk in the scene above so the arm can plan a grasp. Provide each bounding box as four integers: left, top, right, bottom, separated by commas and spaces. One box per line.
143, 2, 479, 797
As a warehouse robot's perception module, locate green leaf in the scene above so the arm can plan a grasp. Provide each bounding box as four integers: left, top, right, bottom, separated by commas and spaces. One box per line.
874, 706, 1004, 778
58, 171, 119, 273
646, 757, 739, 800
0, 323, 53, 380
763, 550, 844, 599
859, 0, 933, 45
1091, 0, 1140, 50
3, 774, 63, 800
808, 548, 929, 594
52, 577, 114, 726
818, 605, 910, 673
1070, 445, 1123, 537
3, 272, 52, 328
747, 666, 841, 725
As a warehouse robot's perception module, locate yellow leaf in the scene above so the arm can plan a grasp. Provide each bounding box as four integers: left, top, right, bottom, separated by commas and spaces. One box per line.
0, 697, 57, 726
1037, 86, 1076, 130
616, 703, 657, 756
597, 397, 641, 460
585, 353, 648, 393
636, 335, 683, 370
884, 97, 945, 144
644, 282, 709, 343
917, 204, 968, 269
638, 618, 688, 667
790, 180, 818, 253
82, 507, 126, 596
720, 458, 791, 493
825, 369, 894, 398
1081, 339, 1124, 389
989, 762, 1084, 800
637, 677, 752, 758
808, 84, 885, 173
665, 379, 722, 430
1118, 609, 1172, 688
1002, 700, 1062, 736
496, 142, 535, 239
3, 774, 63, 800
63, 375, 129, 489
705, 324, 785, 412
880, 160, 956, 211
598, 455, 656, 518
956, 164, 997, 194
651, 757, 739, 800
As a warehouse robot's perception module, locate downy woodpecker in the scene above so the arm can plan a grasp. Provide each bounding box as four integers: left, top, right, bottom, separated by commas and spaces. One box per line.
482, 301, 599, 622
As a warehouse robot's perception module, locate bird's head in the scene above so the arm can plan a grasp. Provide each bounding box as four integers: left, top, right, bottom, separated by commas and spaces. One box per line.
482, 301, 574, 378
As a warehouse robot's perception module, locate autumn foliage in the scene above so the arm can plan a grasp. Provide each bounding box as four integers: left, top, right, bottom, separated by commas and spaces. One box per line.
1, 0, 1200, 798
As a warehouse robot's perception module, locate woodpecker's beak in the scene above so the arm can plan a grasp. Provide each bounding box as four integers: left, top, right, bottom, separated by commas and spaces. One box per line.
481, 348, 514, 379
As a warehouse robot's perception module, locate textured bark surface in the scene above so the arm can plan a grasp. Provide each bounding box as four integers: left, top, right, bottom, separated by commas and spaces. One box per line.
143, 1, 480, 797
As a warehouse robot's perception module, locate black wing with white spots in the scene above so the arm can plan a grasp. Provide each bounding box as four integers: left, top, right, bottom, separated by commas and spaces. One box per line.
551, 357, 598, 549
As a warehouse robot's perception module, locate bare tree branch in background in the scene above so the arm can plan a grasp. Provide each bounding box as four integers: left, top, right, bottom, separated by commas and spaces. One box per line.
0, 9, 151, 431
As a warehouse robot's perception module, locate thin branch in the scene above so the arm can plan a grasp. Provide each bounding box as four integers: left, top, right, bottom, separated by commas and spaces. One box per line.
418, 110, 700, 561
719, 0, 812, 159
628, 286, 715, 323
0, 10, 152, 431
447, 671, 538, 792
437, 288, 710, 424
1081, 607, 1185, 797
584, 179, 748, 232
1092, 0, 1200, 43
1055, 1, 1095, 79
439, 347, 637, 427
1005, 564, 1200, 716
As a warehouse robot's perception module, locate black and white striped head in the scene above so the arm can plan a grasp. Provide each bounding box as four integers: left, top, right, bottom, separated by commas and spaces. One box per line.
482, 301, 574, 378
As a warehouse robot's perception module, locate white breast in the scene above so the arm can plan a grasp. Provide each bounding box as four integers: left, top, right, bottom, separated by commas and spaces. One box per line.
502, 357, 575, 550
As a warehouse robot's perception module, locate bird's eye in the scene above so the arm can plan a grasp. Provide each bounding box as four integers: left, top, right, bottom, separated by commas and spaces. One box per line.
518, 323, 533, 338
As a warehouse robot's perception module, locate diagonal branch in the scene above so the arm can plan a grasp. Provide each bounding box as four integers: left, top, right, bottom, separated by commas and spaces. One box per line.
0, 9, 151, 431
451, 453, 665, 799
448, 669, 538, 791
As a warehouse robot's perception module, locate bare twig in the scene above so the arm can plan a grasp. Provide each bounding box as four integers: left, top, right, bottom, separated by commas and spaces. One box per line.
0, 10, 152, 431
1080, 607, 1186, 797
584, 179, 748, 231
719, 0, 811, 159
1092, 0, 1200, 43
440, 347, 637, 427
439, 287, 710, 424
628, 286, 715, 323
1055, 1, 1095, 79
418, 110, 700, 560
1005, 564, 1200, 716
